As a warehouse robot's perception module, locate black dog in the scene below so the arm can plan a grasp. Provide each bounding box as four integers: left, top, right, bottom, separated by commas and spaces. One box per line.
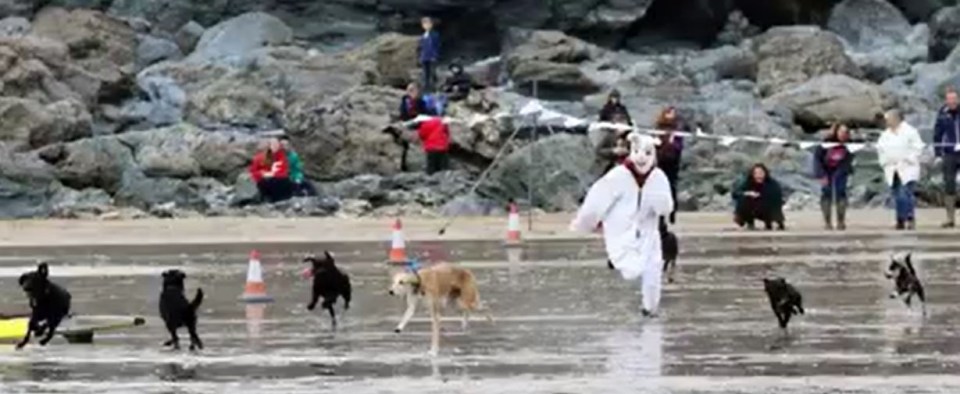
305, 251, 352, 329
886, 253, 927, 315
159, 270, 204, 351
763, 277, 804, 334
660, 221, 679, 283
17, 263, 71, 349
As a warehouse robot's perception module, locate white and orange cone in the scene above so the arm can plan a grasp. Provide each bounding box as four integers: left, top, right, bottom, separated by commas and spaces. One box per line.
388, 218, 408, 264
240, 250, 274, 303
505, 202, 522, 245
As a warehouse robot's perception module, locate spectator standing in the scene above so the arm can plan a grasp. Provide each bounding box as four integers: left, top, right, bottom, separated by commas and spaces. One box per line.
593, 112, 631, 175
249, 137, 294, 203
877, 110, 924, 230
598, 90, 632, 125
814, 124, 855, 231
399, 83, 432, 121
934, 89, 960, 228
418, 117, 451, 175
655, 106, 685, 225
732, 164, 786, 231
281, 137, 317, 197
418, 17, 441, 92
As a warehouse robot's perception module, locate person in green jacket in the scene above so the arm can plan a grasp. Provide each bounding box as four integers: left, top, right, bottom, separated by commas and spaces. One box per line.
732, 163, 785, 231
281, 137, 316, 197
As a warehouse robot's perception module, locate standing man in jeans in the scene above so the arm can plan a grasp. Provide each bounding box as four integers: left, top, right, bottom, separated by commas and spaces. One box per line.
878, 110, 924, 230
418, 17, 441, 92
934, 88, 960, 228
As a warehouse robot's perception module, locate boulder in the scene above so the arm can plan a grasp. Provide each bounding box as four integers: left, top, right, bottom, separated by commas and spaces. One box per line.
0, 0, 33, 18
684, 44, 758, 85
764, 74, 887, 129
887, 0, 952, 22
752, 26, 861, 96
38, 136, 136, 192
0, 98, 91, 150
503, 30, 604, 97
121, 74, 187, 128
0, 35, 85, 104
848, 24, 928, 82
174, 20, 204, 54
342, 33, 419, 89
483, 133, 594, 212
929, 6, 960, 61
108, 0, 229, 33
136, 34, 183, 70
188, 12, 293, 64
31, 7, 137, 104
0, 16, 29, 37
117, 124, 259, 181
827, 0, 912, 51
49, 187, 114, 219
491, 0, 653, 32
114, 173, 227, 212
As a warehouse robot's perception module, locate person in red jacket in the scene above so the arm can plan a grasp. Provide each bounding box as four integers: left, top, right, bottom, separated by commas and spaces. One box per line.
417, 117, 450, 174
249, 137, 295, 203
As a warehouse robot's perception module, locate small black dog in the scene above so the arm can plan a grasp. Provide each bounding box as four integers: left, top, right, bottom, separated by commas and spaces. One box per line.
763, 277, 804, 334
886, 253, 927, 315
159, 269, 204, 351
660, 220, 679, 283
17, 262, 71, 349
304, 251, 352, 329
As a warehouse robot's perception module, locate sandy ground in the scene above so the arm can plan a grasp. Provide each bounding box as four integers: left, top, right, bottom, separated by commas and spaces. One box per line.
0, 209, 956, 247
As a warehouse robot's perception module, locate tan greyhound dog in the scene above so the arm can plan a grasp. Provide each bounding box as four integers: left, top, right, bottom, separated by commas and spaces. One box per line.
388, 262, 492, 355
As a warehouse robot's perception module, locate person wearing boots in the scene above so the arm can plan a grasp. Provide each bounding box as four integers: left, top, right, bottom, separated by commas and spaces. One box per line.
934, 88, 960, 228
814, 123, 855, 230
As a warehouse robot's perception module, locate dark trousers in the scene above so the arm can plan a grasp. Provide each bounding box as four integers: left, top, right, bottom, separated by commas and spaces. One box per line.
821, 171, 849, 202
426, 151, 449, 175
257, 178, 295, 203
943, 153, 959, 195
294, 181, 317, 197
736, 197, 784, 230
664, 170, 679, 224
421, 60, 437, 92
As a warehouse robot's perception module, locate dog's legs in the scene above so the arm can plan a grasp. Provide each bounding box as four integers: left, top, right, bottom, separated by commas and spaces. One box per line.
38, 316, 63, 346
324, 301, 337, 331
917, 287, 928, 316
460, 309, 470, 331
395, 294, 418, 333
187, 323, 203, 351
164, 324, 180, 350
16, 315, 37, 349
429, 298, 441, 356
307, 289, 320, 311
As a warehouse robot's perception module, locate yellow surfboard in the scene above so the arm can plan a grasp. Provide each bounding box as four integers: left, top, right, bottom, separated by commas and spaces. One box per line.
0, 315, 146, 344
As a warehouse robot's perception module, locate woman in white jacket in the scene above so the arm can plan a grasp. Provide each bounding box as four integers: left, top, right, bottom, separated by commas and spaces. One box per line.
876, 110, 925, 230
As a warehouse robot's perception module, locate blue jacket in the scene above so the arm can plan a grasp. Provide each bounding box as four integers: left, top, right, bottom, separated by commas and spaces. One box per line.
419, 30, 440, 63
934, 106, 960, 157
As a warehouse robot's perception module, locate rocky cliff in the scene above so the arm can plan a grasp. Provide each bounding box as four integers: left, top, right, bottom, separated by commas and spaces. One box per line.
0, 0, 955, 219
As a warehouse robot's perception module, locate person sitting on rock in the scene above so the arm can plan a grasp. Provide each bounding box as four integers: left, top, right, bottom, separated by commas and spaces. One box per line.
732, 163, 785, 231
417, 116, 451, 175
814, 123, 855, 231
442, 61, 473, 102
655, 106, 685, 225
399, 82, 433, 122
281, 137, 316, 197
249, 137, 294, 203
598, 90, 632, 125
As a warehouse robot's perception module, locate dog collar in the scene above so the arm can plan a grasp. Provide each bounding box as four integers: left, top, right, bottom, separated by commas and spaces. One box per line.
405, 259, 424, 295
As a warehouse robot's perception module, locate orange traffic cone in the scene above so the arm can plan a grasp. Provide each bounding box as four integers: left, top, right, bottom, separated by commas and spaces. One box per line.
505, 202, 522, 245
240, 250, 274, 303
388, 218, 407, 264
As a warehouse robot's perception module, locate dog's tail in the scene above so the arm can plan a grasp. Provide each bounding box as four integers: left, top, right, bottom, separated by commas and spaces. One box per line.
191, 288, 204, 311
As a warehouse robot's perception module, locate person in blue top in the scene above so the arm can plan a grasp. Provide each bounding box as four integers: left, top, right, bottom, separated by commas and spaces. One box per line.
934, 88, 960, 228
418, 17, 441, 93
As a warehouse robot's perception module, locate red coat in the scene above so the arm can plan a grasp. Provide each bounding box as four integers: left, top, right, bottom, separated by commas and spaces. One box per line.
249, 150, 290, 183
417, 117, 450, 152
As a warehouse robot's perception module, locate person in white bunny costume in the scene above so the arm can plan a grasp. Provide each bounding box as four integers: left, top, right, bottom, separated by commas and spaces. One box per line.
570, 132, 675, 317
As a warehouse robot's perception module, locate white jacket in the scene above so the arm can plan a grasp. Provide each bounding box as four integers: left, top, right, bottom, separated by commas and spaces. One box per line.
570, 165, 674, 280
876, 122, 924, 186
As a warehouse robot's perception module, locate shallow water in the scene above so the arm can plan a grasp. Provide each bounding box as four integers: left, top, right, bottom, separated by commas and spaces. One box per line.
0, 234, 959, 393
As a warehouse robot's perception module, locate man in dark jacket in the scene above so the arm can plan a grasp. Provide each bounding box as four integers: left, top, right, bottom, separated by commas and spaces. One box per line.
598, 90, 632, 125
733, 164, 785, 231
418, 17, 441, 92
814, 124, 855, 230
934, 88, 960, 227
442, 62, 473, 102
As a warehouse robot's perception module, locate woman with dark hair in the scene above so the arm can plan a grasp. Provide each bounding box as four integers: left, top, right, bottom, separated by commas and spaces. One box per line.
594, 112, 632, 175
814, 123, 855, 230
732, 164, 786, 231
249, 137, 295, 203
599, 90, 632, 125
655, 106, 685, 224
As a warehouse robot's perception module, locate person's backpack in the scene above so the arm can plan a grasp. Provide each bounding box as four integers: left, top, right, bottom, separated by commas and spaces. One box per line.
422, 94, 445, 116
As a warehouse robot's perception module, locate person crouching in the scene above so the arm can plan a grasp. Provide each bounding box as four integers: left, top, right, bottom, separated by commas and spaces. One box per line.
249, 137, 294, 203
733, 163, 785, 231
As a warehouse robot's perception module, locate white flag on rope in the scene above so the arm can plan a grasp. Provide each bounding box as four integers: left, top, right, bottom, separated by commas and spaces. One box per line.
847, 143, 866, 153
799, 141, 817, 150
720, 136, 739, 147
519, 100, 544, 116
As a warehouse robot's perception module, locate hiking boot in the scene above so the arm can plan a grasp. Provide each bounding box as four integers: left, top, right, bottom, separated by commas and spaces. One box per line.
896, 220, 905, 230
836, 200, 847, 231
820, 199, 833, 230
907, 219, 916, 230
943, 195, 956, 228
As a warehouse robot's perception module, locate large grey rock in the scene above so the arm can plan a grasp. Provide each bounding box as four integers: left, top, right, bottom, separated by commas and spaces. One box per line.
752, 26, 862, 96
0, 98, 92, 150
764, 74, 887, 128
888, 0, 954, 22
848, 24, 929, 82
136, 34, 183, 70
174, 20, 204, 54
188, 12, 293, 64
503, 30, 605, 96
828, 0, 912, 51
115, 173, 226, 212
0, 16, 29, 37
484, 133, 594, 212
930, 6, 960, 61
117, 124, 259, 181
38, 136, 136, 193
684, 44, 758, 85
342, 33, 419, 88
49, 187, 114, 218
122, 75, 187, 128
109, 0, 229, 33
0, 0, 33, 18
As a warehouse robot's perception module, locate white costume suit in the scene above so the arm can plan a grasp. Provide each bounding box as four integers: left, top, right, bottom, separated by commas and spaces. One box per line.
570, 133, 674, 313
